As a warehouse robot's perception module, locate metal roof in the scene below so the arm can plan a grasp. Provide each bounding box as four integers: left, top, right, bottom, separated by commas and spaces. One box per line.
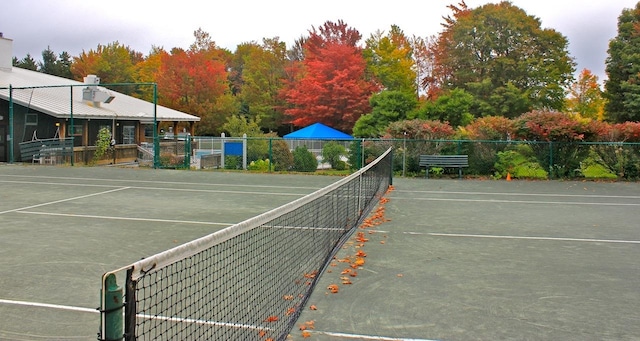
0, 67, 200, 122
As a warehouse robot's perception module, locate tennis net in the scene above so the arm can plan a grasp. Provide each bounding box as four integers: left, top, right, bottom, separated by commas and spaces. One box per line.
99, 147, 393, 341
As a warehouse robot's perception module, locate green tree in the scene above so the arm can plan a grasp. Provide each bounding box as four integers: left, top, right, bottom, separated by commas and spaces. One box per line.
363, 25, 416, 94
222, 115, 263, 137
604, 2, 640, 122
431, 1, 575, 116
231, 38, 288, 132
12, 54, 38, 70
412, 88, 474, 127
292, 146, 317, 172
40, 46, 72, 78
321, 141, 347, 169
353, 90, 418, 137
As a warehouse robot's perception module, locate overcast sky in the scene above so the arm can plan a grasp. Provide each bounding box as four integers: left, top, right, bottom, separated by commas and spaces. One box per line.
1, 0, 638, 83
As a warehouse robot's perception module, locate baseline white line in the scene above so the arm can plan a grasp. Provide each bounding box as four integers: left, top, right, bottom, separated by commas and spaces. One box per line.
310, 330, 439, 341
387, 196, 640, 206
427, 232, 640, 244
0, 299, 97, 314
0, 187, 130, 215
0, 179, 305, 197
17, 211, 233, 226
0, 174, 322, 190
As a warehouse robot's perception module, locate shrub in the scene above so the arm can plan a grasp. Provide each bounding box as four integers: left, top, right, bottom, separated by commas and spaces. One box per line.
271, 139, 294, 171
248, 159, 270, 172
93, 127, 112, 163
494, 145, 548, 180
322, 141, 347, 169
293, 146, 317, 172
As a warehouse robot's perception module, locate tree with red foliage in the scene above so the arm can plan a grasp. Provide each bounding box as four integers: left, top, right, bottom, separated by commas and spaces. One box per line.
281, 20, 380, 133
156, 42, 236, 135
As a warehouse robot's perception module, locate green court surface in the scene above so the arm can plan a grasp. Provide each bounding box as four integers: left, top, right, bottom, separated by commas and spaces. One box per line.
1, 164, 639, 340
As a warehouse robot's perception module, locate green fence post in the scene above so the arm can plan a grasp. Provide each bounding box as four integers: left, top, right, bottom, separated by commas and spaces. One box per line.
100, 273, 123, 341
184, 135, 191, 168
152, 84, 159, 169
548, 141, 554, 179
8, 85, 13, 163
268, 138, 273, 172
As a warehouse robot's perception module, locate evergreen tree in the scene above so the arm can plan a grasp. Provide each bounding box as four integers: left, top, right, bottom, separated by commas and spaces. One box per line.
604, 2, 640, 122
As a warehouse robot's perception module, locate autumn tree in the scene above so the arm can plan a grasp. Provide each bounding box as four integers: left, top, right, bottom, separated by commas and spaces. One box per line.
363, 25, 416, 95
71, 41, 144, 95
604, 2, 640, 122
156, 30, 237, 135
412, 35, 436, 99
133, 46, 167, 101
156, 48, 234, 135
566, 69, 606, 121
429, 1, 575, 117
281, 20, 379, 133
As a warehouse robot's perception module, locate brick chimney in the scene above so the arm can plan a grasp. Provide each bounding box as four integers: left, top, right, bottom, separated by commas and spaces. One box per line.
0, 33, 13, 71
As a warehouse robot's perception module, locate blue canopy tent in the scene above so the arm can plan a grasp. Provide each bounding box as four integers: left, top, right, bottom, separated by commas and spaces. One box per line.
283, 123, 353, 140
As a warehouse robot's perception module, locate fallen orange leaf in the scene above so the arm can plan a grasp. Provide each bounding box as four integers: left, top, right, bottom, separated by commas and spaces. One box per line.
264, 315, 279, 322
309, 305, 317, 310
302, 330, 312, 338
327, 284, 339, 293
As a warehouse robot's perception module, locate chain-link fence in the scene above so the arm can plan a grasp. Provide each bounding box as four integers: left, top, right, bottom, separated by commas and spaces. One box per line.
141, 136, 640, 180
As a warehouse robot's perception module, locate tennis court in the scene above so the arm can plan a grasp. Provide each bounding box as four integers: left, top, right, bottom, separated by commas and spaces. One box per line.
1, 163, 639, 340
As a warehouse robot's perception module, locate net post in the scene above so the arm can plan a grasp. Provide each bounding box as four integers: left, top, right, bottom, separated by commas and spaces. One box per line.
99, 273, 123, 341
124, 268, 136, 341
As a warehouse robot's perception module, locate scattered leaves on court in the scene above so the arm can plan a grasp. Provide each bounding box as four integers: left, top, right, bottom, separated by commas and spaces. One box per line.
327, 284, 339, 293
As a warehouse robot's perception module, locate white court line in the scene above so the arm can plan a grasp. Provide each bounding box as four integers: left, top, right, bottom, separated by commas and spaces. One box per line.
0, 179, 305, 197
388, 196, 640, 206
0, 187, 130, 215
0, 299, 431, 341
17, 211, 233, 226
0, 298, 97, 314
396, 189, 640, 200
0, 174, 322, 190
426, 232, 640, 244
310, 330, 439, 341
0, 299, 432, 341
